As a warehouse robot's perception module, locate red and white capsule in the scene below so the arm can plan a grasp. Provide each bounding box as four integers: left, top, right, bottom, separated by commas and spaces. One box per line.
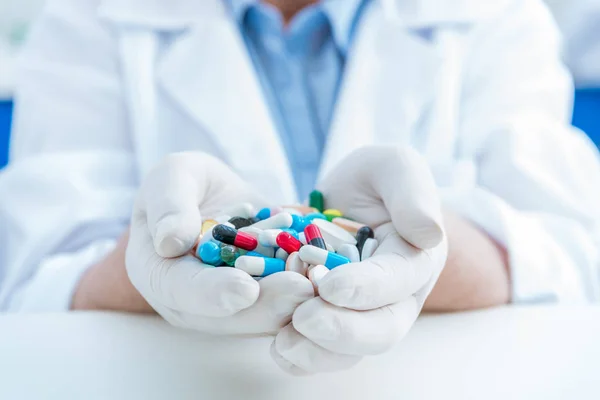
258, 229, 283, 247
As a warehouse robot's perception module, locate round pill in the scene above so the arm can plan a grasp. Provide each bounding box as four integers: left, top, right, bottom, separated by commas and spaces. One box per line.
235, 256, 285, 277
285, 252, 308, 275
337, 244, 360, 263
361, 238, 379, 261
312, 219, 357, 250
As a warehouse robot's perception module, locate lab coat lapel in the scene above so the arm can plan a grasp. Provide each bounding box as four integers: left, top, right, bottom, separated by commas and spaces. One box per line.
157, 17, 297, 202
320, 1, 443, 180
100, 0, 298, 203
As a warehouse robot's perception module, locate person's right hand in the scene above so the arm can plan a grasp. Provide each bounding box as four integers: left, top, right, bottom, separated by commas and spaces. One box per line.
126, 152, 314, 335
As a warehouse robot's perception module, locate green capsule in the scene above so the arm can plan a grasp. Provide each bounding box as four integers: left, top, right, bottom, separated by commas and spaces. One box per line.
309, 190, 324, 212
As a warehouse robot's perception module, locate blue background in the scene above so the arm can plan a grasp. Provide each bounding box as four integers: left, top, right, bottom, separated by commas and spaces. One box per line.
0, 100, 12, 169
1, 91, 599, 170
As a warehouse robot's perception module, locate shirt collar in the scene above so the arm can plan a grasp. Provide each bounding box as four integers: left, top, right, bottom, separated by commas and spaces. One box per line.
321, 0, 366, 53
226, 0, 367, 54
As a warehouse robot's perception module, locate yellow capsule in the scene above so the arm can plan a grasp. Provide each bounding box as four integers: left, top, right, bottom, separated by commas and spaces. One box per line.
201, 219, 218, 235
332, 217, 366, 234
323, 209, 343, 222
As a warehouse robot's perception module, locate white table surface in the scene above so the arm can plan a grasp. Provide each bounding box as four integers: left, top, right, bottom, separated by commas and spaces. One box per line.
1, 306, 599, 400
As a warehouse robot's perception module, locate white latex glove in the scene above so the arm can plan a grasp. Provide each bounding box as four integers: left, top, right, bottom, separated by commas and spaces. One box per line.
127, 152, 314, 335
271, 146, 448, 374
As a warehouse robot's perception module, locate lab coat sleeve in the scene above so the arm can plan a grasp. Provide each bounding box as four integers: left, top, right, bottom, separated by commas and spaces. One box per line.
447, 0, 600, 303
0, 0, 137, 311
544, 0, 600, 86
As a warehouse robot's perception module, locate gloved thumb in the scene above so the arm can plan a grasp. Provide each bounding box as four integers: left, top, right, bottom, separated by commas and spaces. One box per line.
318, 146, 444, 250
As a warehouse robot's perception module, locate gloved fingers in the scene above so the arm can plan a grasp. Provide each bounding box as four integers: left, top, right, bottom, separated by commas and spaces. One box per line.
318, 145, 444, 250
136, 152, 267, 258
184, 272, 315, 335
127, 217, 259, 317
135, 154, 205, 258
272, 324, 362, 374
270, 339, 312, 376
293, 297, 419, 356
318, 223, 441, 310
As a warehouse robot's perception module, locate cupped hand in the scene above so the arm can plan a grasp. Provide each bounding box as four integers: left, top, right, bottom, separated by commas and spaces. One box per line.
127, 152, 314, 335
272, 146, 448, 374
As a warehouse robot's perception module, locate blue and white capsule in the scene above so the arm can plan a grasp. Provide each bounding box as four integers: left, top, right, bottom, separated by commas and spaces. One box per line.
255, 207, 283, 221
235, 255, 286, 277
298, 245, 351, 269
252, 212, 294, 230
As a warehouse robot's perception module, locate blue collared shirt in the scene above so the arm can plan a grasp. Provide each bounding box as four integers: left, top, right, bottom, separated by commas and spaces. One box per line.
226, 0, 365, 200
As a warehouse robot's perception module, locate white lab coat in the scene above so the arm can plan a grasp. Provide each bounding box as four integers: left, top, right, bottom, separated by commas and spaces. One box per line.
1, 0, 599, 311
545, 0, 600, 87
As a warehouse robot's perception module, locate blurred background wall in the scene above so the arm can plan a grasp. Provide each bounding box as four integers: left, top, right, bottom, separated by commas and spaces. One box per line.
0, 0, 599, 170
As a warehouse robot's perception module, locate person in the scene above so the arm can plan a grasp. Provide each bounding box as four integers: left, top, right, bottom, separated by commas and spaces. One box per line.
0, 0, 599, 374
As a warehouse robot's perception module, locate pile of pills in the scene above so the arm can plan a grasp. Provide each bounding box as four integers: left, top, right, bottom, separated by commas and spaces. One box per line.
192, 190, 378, 290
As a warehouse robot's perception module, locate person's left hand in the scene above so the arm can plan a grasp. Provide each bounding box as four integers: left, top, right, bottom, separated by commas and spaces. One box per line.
271, 146, 448, 375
